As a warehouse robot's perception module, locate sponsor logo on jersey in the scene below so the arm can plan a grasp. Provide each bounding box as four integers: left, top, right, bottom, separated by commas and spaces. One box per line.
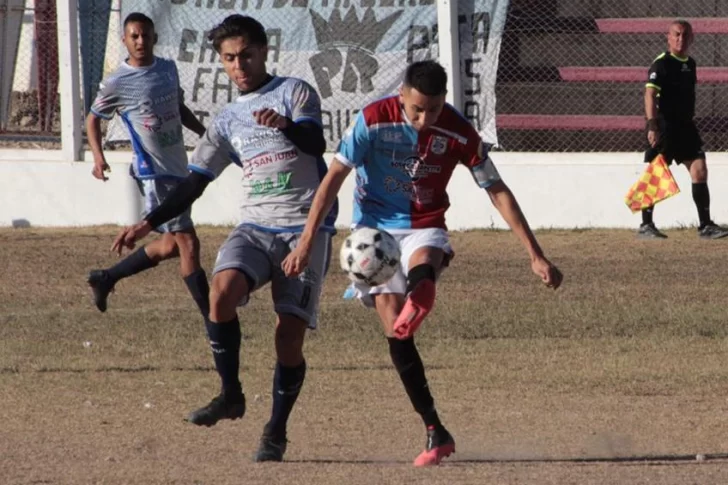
391, 156, 441, 179
250, 171, 293, 197
248, 149, 298, 169
379, 130, 403, 143
151, 91, 177, 106
383, 175, 434, 204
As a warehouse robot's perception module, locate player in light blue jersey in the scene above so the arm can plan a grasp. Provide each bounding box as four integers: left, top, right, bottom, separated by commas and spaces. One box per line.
284, 61, 563, 466
110, 15, 336, 463
85, 13, 209, 318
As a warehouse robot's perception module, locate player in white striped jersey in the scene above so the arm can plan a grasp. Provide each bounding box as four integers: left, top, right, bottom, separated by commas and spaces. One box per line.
85, 13, 209, 318
109, 15, 336, 463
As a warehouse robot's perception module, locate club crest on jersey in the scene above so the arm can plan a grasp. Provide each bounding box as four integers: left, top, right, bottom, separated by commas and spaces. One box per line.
429, 135, 448, 155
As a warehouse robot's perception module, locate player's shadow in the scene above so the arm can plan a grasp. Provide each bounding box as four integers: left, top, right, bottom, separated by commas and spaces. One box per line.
289, 453, 728, 465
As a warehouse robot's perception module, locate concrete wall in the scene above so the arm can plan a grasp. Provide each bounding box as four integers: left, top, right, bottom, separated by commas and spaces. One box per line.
1, 150, 727, 230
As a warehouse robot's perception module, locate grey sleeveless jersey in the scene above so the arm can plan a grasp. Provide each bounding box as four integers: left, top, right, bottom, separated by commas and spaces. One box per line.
189, 76, 330, 231
90, 57, 188, 179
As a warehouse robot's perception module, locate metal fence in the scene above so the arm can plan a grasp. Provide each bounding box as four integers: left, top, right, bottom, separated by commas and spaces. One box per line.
0, 0, 123, 143
496, 0, 728, 152
1, 0, 727, 153
0, 0, 60, 137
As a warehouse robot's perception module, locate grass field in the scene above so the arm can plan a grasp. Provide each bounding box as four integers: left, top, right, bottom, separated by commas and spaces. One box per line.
2, 227, 728, 484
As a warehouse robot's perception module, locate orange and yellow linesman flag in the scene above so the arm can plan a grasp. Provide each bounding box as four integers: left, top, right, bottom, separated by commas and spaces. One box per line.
624, 154, 680, 213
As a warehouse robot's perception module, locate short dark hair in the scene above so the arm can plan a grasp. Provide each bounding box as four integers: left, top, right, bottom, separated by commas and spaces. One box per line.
404, 61, 447, 96
123, 12, 154, 31
208, 15, 267, 53
671, 19, 693, 38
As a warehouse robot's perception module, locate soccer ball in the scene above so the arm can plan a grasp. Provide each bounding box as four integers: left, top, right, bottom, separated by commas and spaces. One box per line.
340, 227, 401, 286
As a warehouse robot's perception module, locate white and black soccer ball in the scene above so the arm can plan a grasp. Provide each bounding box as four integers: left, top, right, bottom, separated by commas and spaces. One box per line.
340, 227, 401, 286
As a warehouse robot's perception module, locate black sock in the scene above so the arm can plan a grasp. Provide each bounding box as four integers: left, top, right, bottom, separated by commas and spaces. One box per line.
692, 183, 712, 228
183, 269, 210, 317
641, 207, 654, 226
266, 360, 306, 437
388, 337, 441, 429
106, 247, 158, 282
205, 317, 242, 398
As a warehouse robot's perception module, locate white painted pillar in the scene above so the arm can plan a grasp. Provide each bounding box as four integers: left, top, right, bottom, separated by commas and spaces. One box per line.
56, 0, 82, 161
436, 0, 462, 111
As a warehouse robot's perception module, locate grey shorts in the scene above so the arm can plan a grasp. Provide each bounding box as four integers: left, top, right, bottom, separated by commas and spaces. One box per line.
213, 224, 332, 329
137, 177, 194, 233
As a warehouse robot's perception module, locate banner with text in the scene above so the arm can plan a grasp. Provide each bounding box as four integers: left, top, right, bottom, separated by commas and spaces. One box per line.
111, 0, 509, 150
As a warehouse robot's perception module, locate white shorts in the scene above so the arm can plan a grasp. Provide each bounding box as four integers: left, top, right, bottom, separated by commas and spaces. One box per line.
346, 227, 452, 308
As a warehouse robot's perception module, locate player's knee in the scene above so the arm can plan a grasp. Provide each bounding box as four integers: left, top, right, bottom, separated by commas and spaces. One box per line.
175, 234, 200, 268
209, 274, 243, 320
406, 264, 437, 295
176, 232, 199, 254
275, 315, 307, 366
158, 237, 180, 260
693, 166, 708, 183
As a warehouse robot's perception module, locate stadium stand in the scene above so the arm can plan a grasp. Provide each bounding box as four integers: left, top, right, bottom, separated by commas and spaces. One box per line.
495, 0, 728, 151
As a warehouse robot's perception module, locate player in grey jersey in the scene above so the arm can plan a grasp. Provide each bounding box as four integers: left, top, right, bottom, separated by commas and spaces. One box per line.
110, 15, 336, 463
85, 13, 209, 318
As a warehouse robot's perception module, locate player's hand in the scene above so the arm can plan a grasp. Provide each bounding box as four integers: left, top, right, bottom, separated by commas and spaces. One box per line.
647, 129, 660, 148
92, 159, 111, 181
282, 245, 311, 278
531, 257, 563, 290
111, 221, 152, 256
253, 108, 291, 130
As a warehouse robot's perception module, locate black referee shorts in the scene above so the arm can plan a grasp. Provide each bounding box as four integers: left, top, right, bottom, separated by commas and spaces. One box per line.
644, 120, 705, 165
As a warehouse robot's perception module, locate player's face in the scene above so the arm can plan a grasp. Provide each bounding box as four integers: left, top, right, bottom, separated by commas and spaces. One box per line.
219, 36, 268, 93
399, 86, 446, 132
667, 23, 693, 56
122, 22, 156, 66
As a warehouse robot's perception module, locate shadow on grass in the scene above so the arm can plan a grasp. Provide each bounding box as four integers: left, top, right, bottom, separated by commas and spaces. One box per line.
7, 364, 453, 374
288, 453, 728, 465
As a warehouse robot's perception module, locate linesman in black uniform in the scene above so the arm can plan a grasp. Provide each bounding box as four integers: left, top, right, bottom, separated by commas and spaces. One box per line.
638, 19, 728, 239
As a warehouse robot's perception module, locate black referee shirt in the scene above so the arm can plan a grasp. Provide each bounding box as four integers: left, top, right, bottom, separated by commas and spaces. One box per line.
646, 51, 697, 123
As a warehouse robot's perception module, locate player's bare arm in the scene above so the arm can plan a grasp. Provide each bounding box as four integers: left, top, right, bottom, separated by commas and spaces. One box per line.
282, 159, 351, 277
111, 171, 210, 255
86, 111, 111, 181
179, 103, 206, 136
645, 86, 660, 147
486, 180, 563, 289
254, 109, 326, 157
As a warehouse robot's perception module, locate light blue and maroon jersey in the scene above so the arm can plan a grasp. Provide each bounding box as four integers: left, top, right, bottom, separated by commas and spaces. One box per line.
90, 57, 188, 180
335, 95, 501, 231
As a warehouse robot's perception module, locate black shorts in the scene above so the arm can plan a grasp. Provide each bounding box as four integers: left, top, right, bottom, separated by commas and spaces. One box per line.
644, 120, 704, 165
